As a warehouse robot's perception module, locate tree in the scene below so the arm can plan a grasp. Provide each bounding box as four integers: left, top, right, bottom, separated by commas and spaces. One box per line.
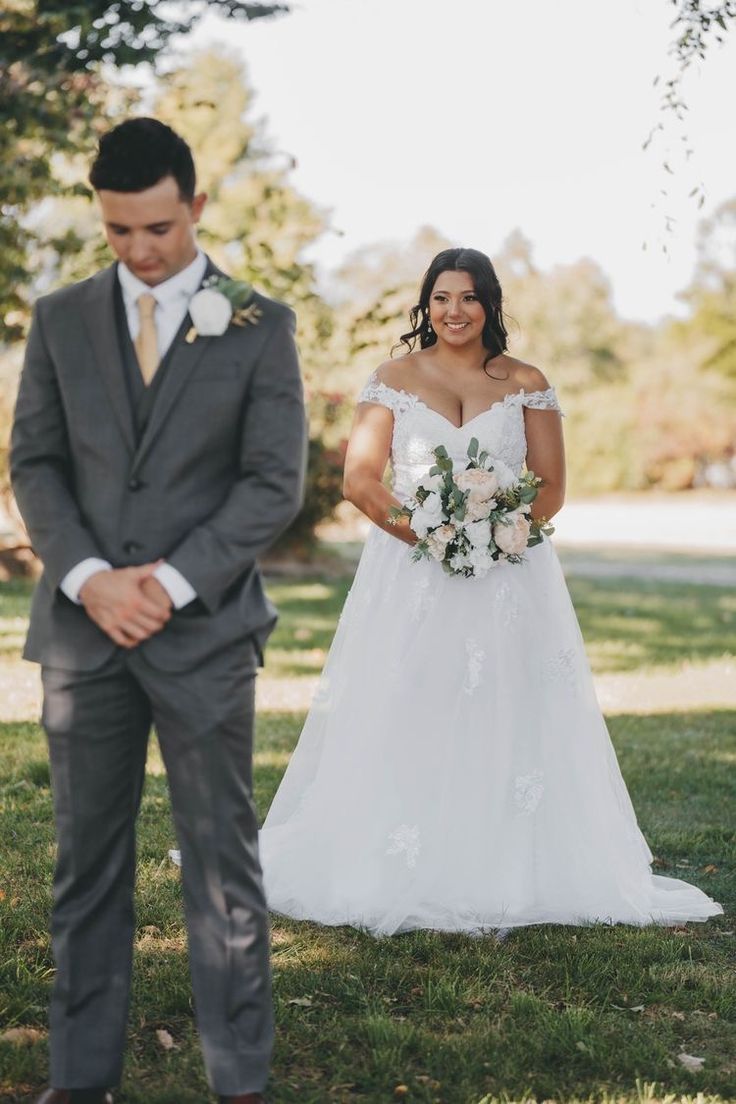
646, 1, 736, 225
494, 233, 629, 394
678, 198, 736, 381
151, 49, 344, 551
0, 0, 287, 341
330, 225, 453, 396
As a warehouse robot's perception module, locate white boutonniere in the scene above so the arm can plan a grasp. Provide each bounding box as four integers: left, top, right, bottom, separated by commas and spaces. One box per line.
185, 276, 263, 344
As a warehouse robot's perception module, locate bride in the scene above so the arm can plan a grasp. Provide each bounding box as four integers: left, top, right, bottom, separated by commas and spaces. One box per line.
259, 247, 722, 935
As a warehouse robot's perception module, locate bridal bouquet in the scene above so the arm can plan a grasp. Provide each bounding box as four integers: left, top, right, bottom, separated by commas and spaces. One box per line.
389, 438, 554, 578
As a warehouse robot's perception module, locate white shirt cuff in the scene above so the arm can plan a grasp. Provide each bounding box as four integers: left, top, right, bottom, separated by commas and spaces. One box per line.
153, 562, 197, 609
60, 558, 113, 603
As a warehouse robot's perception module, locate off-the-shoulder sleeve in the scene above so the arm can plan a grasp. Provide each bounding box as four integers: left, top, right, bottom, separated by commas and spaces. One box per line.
357, 370, 415, 417
521, 387, 564, 415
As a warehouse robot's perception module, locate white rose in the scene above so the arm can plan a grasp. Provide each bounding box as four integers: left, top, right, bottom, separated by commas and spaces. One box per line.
449, 551, 471, 572
490, 459, 516, 491
468, 545, 494, 576
464, 519, 492, 548
410, 492, 445, 538
493, 511, 532, 556
420, 472, 444, 493
410, 509, 431, 539
419, 491, 444, 523
189, 288, 233, 336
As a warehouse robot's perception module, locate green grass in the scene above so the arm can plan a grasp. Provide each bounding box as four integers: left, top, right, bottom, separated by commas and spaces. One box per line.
0, 574, 734, 1103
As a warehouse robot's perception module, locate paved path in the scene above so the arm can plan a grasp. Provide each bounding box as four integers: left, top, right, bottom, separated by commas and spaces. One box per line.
553, 494, 736, 554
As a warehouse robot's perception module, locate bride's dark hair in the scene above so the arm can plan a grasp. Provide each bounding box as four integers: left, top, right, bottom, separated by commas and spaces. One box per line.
397, 247, 509, 373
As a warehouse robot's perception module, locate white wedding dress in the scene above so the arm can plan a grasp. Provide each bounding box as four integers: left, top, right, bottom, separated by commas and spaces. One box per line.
259, 374, 722, 935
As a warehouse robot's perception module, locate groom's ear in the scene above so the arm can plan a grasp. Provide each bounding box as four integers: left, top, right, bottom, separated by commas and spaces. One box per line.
190, 192, 208, 223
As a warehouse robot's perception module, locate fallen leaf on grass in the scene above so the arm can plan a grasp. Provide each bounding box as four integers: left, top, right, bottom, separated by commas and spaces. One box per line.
672, 1011, 686, 1021
702, 864, 719, 874
287, 996, 313, 1007
394, 1087, 409, 1099
0, 889, 5, 901
678, 1052, 705, 1072
156, 1028, 175, 1050
611, 1003, 645, 1012
0, 1027, 45, 1046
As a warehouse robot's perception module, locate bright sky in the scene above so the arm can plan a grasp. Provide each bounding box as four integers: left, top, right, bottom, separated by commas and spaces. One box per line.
189, 0, 736, 323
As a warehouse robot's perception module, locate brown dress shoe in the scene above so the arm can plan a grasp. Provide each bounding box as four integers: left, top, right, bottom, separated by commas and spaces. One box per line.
35, 1090, 113, 1104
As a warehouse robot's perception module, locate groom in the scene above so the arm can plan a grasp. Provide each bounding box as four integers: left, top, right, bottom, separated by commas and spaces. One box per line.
10, 118, 306, 1103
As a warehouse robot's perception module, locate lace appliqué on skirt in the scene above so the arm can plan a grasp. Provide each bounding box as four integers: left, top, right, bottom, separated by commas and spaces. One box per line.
542, 647, 578, 692
387, 824, 421, 868
515, 771, 545, 815
463, 638, 486, 694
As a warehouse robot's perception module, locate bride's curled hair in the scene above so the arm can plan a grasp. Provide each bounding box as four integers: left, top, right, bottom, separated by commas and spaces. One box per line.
397, 247, 509, 369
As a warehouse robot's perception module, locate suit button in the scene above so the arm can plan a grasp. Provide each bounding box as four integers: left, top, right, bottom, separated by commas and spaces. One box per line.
128, 477, 144, 491
123, 540, 142, 554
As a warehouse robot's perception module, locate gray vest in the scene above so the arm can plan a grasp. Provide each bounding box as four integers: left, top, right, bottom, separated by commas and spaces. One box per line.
113, 276, 192, 441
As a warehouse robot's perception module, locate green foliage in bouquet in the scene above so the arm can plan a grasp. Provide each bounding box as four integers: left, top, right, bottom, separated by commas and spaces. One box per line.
390, 438, 554, 576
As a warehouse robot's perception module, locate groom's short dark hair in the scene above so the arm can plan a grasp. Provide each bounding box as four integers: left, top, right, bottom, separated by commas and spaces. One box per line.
89, 117, 196, 201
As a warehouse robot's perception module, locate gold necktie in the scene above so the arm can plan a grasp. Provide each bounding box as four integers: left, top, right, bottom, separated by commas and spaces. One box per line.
134, 293, 159, 385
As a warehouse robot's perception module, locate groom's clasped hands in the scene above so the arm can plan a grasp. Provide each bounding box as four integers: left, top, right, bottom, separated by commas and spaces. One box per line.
79, 563, 173, 648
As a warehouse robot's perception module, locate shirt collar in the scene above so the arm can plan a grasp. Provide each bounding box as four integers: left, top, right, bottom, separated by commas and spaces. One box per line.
117, 249, 208, 309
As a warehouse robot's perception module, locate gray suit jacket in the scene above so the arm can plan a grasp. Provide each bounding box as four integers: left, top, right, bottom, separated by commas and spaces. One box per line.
10, 260, 307, 672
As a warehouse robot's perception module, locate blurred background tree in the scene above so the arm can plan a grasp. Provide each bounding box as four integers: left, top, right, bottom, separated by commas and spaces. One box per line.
0, 2, 348, 558
1, 0, 735, 572
0, 0, 288, 342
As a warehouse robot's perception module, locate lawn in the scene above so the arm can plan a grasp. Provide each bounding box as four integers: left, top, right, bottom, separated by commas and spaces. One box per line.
0, 570, 734, 1104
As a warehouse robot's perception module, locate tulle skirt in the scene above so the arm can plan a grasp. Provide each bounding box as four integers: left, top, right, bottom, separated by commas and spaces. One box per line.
259, 528, 722, 935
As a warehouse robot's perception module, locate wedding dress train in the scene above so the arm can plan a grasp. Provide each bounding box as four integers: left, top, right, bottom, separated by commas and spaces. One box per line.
259, 375, 722, 935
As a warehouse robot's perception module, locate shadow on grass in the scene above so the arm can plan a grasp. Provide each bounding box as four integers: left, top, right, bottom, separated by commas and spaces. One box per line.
568, 576, 736, 674
261, 573, 736, 678
265, 579, 351, 677
1, 643, 734, 1100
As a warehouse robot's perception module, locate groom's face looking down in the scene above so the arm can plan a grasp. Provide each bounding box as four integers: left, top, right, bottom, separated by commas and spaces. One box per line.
98, 175, 207, 288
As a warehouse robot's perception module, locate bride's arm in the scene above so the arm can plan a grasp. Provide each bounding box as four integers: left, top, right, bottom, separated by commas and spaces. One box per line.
525, 408, 566, 521
342, 403, 417, 545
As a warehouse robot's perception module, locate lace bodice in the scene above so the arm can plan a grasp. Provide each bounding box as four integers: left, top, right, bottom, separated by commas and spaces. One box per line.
358, 370, 563, 501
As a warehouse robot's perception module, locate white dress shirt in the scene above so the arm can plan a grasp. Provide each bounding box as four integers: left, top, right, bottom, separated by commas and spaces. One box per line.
60, 250, 208, 610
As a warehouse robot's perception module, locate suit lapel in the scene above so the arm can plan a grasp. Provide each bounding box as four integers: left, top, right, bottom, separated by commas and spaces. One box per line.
130, 258, 225, 472
83, 264, 137, 454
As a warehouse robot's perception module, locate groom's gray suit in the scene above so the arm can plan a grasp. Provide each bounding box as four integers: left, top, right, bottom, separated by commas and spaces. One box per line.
10, 258, 306, 1094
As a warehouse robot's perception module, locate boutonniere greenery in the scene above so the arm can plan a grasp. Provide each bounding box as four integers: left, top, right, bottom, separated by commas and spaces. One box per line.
185, 276, 262, 344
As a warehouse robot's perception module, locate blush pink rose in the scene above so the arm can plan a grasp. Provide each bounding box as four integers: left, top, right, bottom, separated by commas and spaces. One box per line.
465, 496, 497, 521
426, 523, 455, 561
455, 468, 499, 501
493, 512, 532, 556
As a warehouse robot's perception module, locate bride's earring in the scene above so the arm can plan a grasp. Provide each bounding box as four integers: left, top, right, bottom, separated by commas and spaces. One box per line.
426, 319, 433, 334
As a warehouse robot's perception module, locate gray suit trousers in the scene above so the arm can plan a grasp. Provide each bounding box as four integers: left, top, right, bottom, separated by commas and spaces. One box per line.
41, 639, 272, 1095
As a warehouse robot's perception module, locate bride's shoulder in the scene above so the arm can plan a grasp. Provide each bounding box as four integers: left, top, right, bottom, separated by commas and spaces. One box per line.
370, 352, 420, 391
361, 353, 419, 397
502, 356, 552, 394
